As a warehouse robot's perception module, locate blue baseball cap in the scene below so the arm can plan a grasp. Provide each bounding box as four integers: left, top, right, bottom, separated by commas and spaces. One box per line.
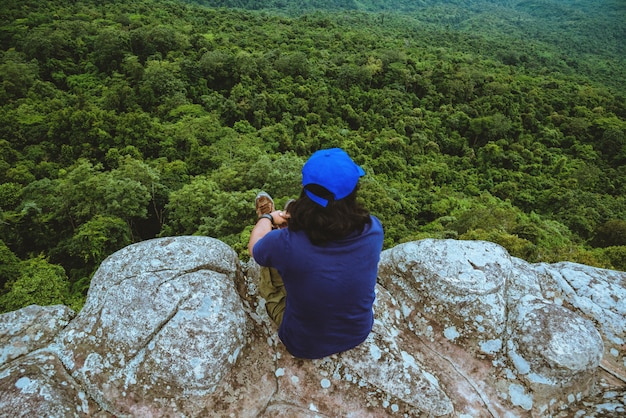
302, 148, 365, 207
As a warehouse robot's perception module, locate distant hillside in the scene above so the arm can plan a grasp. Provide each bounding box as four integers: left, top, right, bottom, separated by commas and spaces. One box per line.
184, 0, 626, 94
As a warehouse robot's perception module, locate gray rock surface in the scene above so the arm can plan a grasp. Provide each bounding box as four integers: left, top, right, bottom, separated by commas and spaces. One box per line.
0, 237, 624, 417
0, 304, 74, 365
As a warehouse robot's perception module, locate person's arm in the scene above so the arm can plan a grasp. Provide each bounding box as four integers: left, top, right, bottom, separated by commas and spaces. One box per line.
248, 210, 289, 257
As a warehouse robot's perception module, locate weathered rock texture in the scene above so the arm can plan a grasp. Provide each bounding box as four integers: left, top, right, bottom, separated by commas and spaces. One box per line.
1, 237, 624, 417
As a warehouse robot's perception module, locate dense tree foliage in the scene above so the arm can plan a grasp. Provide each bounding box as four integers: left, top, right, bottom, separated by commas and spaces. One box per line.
0, 0, 624, 312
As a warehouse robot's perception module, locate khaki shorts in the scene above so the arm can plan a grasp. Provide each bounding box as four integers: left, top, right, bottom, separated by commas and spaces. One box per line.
258, 267, 286, 326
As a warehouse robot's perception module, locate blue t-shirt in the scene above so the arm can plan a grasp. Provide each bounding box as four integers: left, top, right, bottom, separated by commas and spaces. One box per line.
253, 215, 384, 359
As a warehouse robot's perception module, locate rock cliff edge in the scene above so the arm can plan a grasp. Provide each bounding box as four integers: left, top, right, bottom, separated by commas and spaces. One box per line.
1, 237, 624, 417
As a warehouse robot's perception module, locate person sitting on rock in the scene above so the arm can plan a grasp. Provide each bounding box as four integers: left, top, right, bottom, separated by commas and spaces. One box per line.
248, 148, 384, 359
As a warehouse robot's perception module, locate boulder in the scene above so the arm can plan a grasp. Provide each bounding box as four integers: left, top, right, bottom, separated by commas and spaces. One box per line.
535, 262, 626, 384
0, 237, 624, 417
54, 236, 250, 416
377, 239, 510, 354
0, 350, 108, 417
0, 304, 74, 365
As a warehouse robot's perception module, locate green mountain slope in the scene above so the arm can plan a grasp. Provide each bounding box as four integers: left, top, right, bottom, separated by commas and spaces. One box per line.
0, 0, 625, 312
185, 0, 626, 92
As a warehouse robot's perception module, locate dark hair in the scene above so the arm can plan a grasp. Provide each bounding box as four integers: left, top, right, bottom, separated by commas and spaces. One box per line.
287, 183, 371, 245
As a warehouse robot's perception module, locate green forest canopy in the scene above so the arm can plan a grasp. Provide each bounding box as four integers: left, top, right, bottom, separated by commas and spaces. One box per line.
1, 0, 625, 313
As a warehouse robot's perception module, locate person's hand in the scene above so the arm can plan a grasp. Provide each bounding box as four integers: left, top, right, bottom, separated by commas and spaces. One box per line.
271, 210, 290, 228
